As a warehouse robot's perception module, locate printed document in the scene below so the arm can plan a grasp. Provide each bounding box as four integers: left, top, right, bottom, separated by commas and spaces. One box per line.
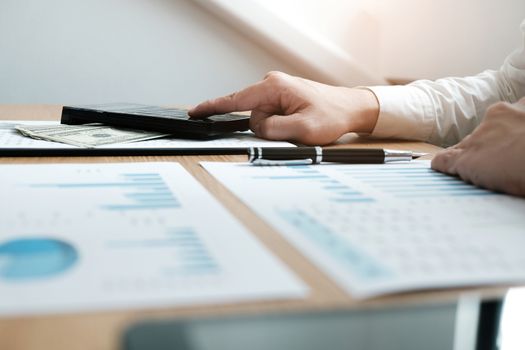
0, 162, 306, 316
202, 161, 525, 298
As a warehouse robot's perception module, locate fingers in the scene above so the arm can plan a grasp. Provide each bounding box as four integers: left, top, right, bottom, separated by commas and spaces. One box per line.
188, 71, 293, 119
431, 147, 464, 175
188, 80, 270, 118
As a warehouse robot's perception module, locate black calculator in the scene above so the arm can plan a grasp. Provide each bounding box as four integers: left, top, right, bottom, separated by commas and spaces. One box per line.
61, 103, 250, 139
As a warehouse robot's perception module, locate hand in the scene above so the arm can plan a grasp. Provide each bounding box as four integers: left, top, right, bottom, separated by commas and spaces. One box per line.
188, 71, 379, 145
431, 98, 525, 196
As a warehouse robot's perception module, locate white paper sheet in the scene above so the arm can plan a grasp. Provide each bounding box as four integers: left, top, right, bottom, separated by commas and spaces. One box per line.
202, 161, 525, 298
0, 162, 306, 316
0, 120, 295, 149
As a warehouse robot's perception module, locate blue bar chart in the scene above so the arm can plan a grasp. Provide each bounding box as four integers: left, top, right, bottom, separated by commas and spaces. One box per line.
335, 165, 495, 198
30, 172, 180, 211
252, 165, 375, 203
107, 227, 219, 276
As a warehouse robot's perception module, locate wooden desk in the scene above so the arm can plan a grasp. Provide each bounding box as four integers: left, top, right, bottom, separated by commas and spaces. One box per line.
0, 105, 509, 350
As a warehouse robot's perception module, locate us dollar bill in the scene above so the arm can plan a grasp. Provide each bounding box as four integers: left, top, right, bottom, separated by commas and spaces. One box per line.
15, 124, 169, 148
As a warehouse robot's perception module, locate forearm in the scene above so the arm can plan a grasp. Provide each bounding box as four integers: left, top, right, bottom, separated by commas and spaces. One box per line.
368, 69, 521, 146
368, 20, 525, 147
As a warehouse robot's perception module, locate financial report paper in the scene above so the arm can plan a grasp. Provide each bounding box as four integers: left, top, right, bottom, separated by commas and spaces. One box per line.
202, 160, 525, 298
0, 120, 295, 149
0, 162, 306, 316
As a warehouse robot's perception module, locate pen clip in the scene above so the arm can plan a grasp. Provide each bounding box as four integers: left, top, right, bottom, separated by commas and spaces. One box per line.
250, 158, 314, 166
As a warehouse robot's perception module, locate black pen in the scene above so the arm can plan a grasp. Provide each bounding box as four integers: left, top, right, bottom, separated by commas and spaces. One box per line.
0, 147, 250, 157
248, 147, 427, 165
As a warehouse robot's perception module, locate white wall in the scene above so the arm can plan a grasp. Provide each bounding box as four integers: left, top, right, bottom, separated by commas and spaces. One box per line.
0, 0, 299, 104
259, 0, 525, 80
2, 0, 524, 105
193, 0, 386, 87
256, 0, 382, 77
377, 0, 525, 79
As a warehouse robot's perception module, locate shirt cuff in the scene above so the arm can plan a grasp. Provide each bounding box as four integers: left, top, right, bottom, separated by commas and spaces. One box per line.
364, 85, 436, 141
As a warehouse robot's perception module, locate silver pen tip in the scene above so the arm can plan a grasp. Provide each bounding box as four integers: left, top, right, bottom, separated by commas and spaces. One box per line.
412, 152, 429, 159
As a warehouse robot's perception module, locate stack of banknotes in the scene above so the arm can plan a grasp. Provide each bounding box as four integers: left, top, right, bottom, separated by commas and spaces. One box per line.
15, 124, 169, 148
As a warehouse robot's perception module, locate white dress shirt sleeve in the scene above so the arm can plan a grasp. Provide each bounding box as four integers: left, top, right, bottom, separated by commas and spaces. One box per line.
366, 20, 525, 147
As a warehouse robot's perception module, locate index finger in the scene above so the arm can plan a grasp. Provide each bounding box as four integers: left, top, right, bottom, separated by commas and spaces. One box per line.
188, 81, 269, 118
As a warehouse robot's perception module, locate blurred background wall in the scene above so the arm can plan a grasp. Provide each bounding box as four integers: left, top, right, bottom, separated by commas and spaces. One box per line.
0, 0, 300, 105
1, 0, 524, 105
258, 0, 525, 80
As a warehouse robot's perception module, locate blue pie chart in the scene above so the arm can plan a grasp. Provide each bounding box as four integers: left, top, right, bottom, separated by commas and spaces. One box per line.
0, 238, 78, 281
